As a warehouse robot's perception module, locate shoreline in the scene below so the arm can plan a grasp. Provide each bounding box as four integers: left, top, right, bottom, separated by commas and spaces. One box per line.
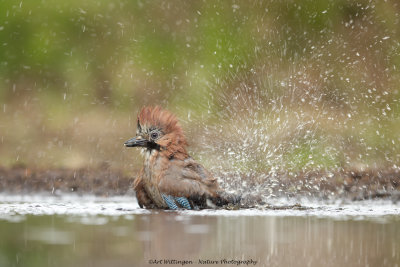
0, 166, 399, 202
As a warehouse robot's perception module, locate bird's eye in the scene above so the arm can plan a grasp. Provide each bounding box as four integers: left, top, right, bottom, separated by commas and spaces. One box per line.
150, 132, 159, 140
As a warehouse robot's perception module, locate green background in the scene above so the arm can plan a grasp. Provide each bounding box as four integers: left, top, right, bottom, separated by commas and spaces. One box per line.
0, 0, 399, 174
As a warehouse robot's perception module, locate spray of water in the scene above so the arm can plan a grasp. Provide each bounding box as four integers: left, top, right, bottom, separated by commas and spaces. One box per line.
184, 42, 400, 202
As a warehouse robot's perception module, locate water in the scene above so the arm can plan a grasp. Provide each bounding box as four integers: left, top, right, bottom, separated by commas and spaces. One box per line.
0, 195, 399, 267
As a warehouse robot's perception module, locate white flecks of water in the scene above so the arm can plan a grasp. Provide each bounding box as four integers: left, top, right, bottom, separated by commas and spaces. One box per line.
0, 195, 398, 222
0, 194, 147, 218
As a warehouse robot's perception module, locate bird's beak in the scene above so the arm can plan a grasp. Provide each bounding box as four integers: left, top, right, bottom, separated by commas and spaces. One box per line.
124, 136, 148, 147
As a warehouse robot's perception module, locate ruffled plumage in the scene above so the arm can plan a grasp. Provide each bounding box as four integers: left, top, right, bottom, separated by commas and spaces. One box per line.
127, 106, 239, 209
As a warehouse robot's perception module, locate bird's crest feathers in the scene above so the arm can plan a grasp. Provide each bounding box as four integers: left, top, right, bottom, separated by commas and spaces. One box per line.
138, 106, 181, 134
137, 106, 188, 158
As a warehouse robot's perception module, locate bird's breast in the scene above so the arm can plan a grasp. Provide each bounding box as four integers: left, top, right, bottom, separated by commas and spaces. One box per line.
142, 149, 167, 208
143, 149, 163, 178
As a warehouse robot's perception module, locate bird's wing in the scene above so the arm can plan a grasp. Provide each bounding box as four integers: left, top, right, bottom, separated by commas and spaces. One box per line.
158, 158, 219, 198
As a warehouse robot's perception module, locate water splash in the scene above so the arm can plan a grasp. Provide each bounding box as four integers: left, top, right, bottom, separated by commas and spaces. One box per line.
186, 43, 400, 201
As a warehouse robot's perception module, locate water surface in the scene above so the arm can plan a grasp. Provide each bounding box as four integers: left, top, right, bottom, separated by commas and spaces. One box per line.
0, 195, 399, 267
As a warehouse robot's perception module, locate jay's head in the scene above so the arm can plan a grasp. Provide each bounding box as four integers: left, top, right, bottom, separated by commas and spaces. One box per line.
124, 106, 188, 157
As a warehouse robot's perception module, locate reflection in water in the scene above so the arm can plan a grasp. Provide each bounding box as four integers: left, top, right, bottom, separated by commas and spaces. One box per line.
0, 213, 399, 267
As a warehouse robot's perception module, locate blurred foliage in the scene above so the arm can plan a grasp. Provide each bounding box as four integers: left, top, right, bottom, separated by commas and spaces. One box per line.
0, 0, 399, 173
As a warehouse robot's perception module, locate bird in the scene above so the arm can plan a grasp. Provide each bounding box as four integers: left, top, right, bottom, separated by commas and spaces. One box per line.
124, 106, 238, 210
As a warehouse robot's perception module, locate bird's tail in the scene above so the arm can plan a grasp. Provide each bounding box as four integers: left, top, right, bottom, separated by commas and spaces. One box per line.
212, 191, 242, 207
212, 191, 266, 209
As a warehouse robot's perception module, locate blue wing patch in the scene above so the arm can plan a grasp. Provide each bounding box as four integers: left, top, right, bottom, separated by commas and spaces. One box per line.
161, 194, 191, 210
175, 197, 192, 210
162, 194, 179, 210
